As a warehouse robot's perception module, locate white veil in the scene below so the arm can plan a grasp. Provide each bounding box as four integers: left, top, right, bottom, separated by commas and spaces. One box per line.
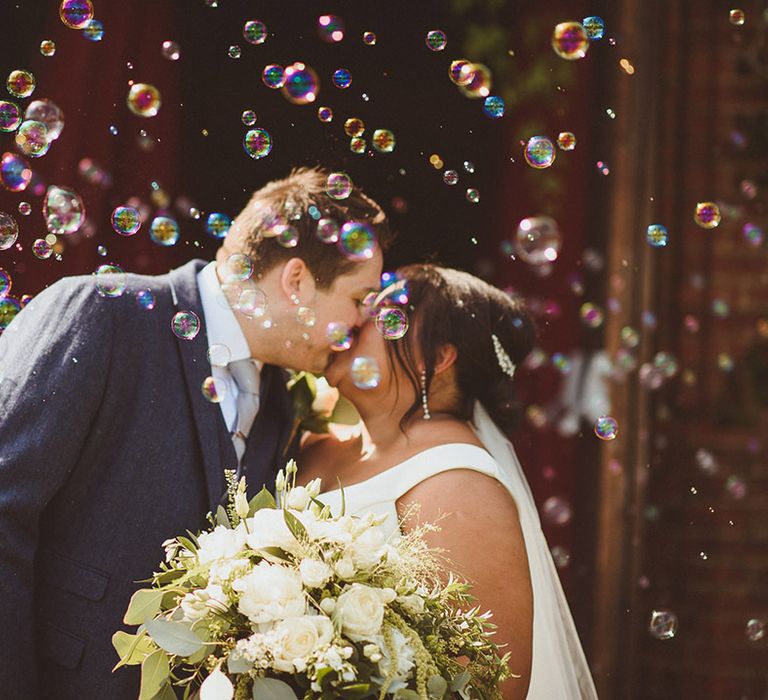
471, 401, 599, 699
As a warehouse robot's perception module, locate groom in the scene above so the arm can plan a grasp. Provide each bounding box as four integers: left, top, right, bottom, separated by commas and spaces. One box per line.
0, 167, 389, 699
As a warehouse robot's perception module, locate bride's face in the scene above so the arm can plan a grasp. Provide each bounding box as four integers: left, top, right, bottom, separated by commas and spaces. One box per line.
323, 320, 416, 411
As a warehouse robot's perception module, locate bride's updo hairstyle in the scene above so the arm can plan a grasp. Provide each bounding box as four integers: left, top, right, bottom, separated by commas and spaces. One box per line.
387, 264, 535, 433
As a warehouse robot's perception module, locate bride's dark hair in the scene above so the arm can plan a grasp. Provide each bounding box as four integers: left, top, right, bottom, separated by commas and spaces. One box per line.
386, 264, 535, 433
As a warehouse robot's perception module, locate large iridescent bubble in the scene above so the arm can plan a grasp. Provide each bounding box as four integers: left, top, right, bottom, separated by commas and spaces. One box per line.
44, 185, 86, 234
524, 136, 556, 169
206, 212, 232, 239
243, 20, 267, 45
338, 221, 376, 260
281, 63, 319, 105
7, 70, 35, 99
25, 99, 65, 141
0, 212, 19, 250
552, 22, 590, 60
0, 101, 21, 132
60, 0, 94, 29
0, 152, 32, 192
15, 121, 50, 158
111, 206, 141, 235
375, 307, 409, 340
514, 216, 562, 265
150, 216, 180, 246
326, 172, 353, 200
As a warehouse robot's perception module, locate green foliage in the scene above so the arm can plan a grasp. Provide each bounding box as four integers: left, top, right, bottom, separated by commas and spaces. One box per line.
144, 619, 206, 657
139, 650, 170, 700
124, 589, 166, 625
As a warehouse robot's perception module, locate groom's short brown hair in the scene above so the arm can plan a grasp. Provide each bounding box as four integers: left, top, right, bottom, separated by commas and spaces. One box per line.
219, 167, 392, 288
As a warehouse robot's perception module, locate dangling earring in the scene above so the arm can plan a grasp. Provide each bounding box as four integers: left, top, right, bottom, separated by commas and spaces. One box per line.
290, 293, 300, 306
420, 369, 431, 420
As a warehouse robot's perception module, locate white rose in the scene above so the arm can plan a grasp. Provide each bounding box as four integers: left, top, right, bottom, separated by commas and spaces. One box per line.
208, 557, 250, 585
245, 508, 300, 552
181, 583, 229, 621
335, 584, 393, 642
396, 594, 425, 616
286, 486, 311, 512
347, 526, 388, 571
197, 525, 247, 565
272, 616, 334, 673
311, 378, 339, 416
232, 562, 306, 624
334, 555, 356, 580
299, 558, 333, 589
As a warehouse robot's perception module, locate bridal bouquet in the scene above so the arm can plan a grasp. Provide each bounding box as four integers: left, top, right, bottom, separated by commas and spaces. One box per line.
113, 463, 510, 700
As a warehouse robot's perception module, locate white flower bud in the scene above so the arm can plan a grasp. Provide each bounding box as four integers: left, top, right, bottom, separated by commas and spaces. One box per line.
319, 597, 337, 614
334, 556, 356, 580
286, 486, 311, 511
234, 492, 249, 519
306, 478, 322, 499
286, 460, 298, 476
275, 469, 287, 492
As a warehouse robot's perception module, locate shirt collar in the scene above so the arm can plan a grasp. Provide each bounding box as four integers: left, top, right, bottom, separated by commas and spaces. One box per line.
197, 260, 260, 368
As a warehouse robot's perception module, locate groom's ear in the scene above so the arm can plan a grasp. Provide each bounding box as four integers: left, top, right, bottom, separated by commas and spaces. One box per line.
280, 258, 315, 300
433, 343, 458, 375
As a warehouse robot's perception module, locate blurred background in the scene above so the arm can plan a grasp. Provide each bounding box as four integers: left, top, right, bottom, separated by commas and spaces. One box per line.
1, 0, 767, 697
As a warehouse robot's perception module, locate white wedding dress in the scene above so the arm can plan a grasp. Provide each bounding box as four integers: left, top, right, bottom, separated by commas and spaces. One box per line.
318, 402, 598, 699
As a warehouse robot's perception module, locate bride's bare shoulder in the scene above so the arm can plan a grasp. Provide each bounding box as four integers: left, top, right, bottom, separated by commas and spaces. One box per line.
296, 432, 362, 484
406, 415, 484, 449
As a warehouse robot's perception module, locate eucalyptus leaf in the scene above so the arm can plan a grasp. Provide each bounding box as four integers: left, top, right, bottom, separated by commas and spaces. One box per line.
215, 505, 231, 528
145, 618, 206, 657
329, 396, 361, 425
177, 536, 198, 553
112, 630, 155, 668
338, 682, 373, 699
251, 677, 298, 699
124, 588, 166, 625
248, 487, 277, 514
393, 691, 422, 700
427, 675, 448, 699
139, 650, 170, 700
283, 509, 308, 542
449, 671, 471, 692
227, 650, 253, 674
151, 682, 178, 700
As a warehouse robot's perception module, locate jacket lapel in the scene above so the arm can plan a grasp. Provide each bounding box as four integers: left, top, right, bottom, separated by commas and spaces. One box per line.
169, 260, 227, 514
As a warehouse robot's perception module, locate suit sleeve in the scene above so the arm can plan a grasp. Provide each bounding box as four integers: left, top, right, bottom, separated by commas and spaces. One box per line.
0, 278, 113, 693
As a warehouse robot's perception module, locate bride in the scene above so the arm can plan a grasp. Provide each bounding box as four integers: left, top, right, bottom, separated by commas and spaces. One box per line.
297, 264, 597, 699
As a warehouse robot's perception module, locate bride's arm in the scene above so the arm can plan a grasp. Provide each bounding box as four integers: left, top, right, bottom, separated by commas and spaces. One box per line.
397, 469, 533, 700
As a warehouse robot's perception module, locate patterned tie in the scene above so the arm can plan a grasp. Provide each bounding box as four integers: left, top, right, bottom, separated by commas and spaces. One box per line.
227, 358, 261, 474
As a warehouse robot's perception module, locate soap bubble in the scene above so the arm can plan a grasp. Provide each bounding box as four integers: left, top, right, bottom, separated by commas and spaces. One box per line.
32, 238, 52, 259
207, 343, 231, 366
443, 170, 459, 186
557, 131, 577, 150
693, 202, 721, 229
649, 610, 677, 640
552, 22, 589, 60
228, 45, 242, 59
582, 16, 605, 39
317, 14, 344, 43
466, 188, 480, 203
327, 321, 353, 351
127, 83, 161, 117
458, 63, 492, 98
221, 253, 253, 282
275, 224, 299, 248
236, 288, 267, 319
514, 216, 562, 265
332, 68, 352, 89
351, 356, 381, 389
262, 64, 285, 88
44, 185, 86, 234
94, 264, 127, 298
542, 496, 573, 526
282, 62, 319, 104
425, 30, 447, 51
339, 221, 376, 260
375, 307, 409, 340
372, 129, 395, 153
0, 212, 19, 250
448, 59, 473, 86
524, 136, 556, 169
161, 40, 180, 60
206, 212, 231, 239
746, 619, 765, 642
7, 70, 35, 98
241, 110, 256, 126
317, 106, 333, 122
83, 19, 104, 41
594, 415, 619, 440
201, 376, 225, 403
581, 302, 604, 328
15, 121, 50, 158
136, 289, 155, 310
316, 218, 340, 243
40, 40, 57, 57
60, 0, 94, 29
326, 172, 353, 200
172, 311, 201, 340
297, 306, 316, 327
362, 32, 377, 45
243, 20, 267, 45
0, 152, 32, 192
344, 117, 365, 137
111, 206, 141, 235
725, 475, 747, 499
646, 224, 668, 247
0, 269, 10, 298
742, 223, 763, 247
17, 202, 31, 216
0, 101, 21, 132
243, 128, 272, 159
483, 95, 505, 118
729, 9, 745, 25
150, 216, 180, 246
25, 99, 65, 141
551, 545, 571, 569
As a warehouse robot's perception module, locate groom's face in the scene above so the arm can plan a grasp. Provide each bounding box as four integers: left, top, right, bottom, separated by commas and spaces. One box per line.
291, 249, 383, 374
